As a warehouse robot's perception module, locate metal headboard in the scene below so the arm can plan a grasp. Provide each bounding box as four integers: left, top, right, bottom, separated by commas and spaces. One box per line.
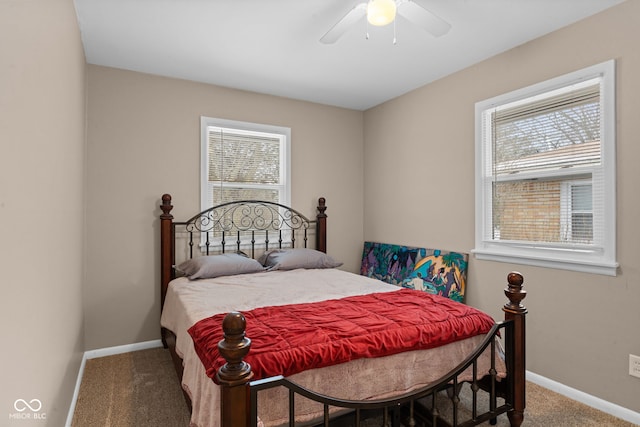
159, 194, 327, 309
176, 199, 318, 259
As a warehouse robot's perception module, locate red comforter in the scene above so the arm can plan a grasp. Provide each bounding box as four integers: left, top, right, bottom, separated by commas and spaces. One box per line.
189, 288, 495, 381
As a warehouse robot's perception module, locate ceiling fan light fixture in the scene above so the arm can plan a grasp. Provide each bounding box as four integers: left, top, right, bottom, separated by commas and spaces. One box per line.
367, 0, 397, 27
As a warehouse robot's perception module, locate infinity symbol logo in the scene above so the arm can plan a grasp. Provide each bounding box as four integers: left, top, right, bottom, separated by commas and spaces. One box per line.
14, 399, 42, 412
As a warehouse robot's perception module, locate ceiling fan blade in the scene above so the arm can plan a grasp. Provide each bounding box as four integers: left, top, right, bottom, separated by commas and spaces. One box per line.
320, 3, 367, 44
397, 0, 451, 37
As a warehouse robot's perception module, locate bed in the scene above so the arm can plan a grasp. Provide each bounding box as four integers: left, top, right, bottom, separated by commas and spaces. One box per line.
158, 194, 527, 427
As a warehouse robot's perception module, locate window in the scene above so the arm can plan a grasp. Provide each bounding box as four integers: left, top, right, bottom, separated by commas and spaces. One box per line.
561, 180, 593, 243
201, 117, 290, 210
474, 61, 617, 275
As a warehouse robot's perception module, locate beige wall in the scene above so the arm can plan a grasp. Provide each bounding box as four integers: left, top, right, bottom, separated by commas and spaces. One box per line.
364, 0, 640, 413
10, 0, 630, 421
0, 0, 86, 426
84, 66, 364, 349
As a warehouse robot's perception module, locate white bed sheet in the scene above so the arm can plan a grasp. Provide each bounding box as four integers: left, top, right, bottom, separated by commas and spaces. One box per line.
160, 268, 505, 427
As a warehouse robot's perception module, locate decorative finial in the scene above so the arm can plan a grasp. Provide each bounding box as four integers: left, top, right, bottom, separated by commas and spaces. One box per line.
317, 197, 327, 217
216, 312, 253, 385
160, 194, 174, 218
504, 272, 527, 313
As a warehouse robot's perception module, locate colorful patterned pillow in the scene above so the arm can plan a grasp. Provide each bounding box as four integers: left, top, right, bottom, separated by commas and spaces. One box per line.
360, 241, 468, 303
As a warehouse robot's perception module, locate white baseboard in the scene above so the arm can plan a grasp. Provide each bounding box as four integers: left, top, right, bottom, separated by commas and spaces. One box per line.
64, 340, 163, 426
82, 339, 163, 360
527, 371, 640, 425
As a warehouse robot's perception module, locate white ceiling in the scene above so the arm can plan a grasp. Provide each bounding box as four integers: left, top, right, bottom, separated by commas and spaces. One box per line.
73, 0, 624, 111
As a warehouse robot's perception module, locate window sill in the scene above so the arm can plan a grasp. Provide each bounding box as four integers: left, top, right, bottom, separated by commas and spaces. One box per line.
472, 247, 618, 276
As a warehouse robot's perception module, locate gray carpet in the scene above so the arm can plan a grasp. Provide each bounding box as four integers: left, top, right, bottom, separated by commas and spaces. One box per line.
71, 347, 637, 426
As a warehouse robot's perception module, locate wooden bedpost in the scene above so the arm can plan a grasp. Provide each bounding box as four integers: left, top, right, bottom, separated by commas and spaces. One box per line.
217, 312, 253, 427
316, 197, 327, 253
160, 194, 174, 311
503, 272, 527, 427
160, 194, 174, 349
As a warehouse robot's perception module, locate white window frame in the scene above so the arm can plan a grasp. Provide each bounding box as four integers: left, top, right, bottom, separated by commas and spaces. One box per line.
200, 116, 291, 212
473, 60, 617, 276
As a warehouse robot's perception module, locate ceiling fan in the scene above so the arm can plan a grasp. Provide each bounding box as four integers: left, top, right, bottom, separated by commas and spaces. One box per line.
320, 0, 451, 44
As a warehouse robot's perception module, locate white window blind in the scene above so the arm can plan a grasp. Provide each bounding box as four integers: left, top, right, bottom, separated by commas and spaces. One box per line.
488, 79, 600, 246
474, 60, 617, 275
207, 127, 283, 205
201, 117, 290, 210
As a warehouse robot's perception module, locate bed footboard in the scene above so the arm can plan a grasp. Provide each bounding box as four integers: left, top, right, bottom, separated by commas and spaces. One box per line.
217, 272, 527, 427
